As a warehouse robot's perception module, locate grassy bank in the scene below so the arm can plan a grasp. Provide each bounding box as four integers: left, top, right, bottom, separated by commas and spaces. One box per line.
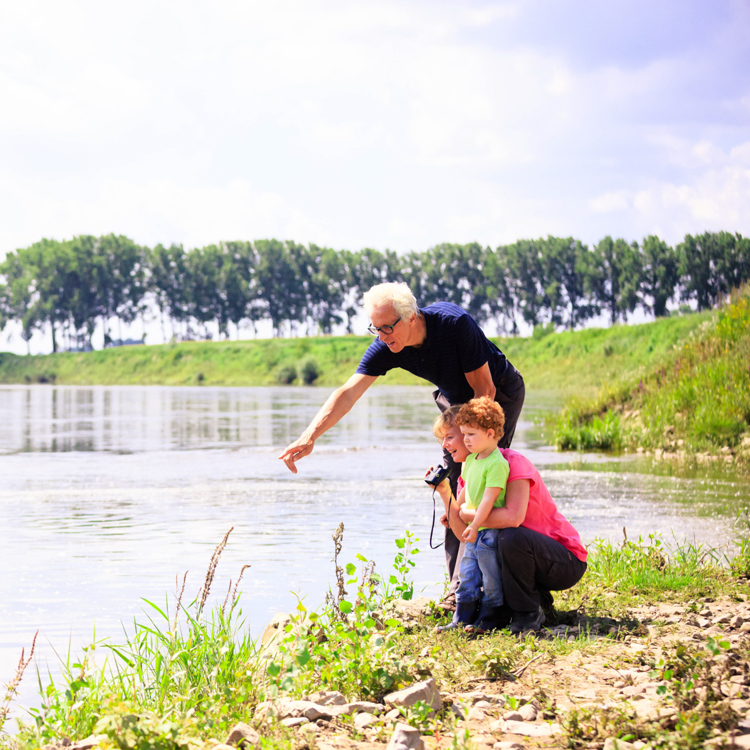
4, 527, 750, 750
0, 310, 713, 397
554, 286, 750, 463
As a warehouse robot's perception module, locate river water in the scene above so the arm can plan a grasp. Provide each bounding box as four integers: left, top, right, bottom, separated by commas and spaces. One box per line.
1, 384, 748, 717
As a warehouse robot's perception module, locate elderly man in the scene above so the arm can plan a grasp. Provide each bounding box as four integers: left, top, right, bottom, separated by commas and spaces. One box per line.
279, 281, 525, 606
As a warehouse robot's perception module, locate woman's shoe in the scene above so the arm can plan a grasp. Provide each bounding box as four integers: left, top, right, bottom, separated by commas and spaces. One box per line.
509, 606, 546, 634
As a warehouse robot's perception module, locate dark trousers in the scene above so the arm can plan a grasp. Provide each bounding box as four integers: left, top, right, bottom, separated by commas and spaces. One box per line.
436, 369, 526, 594
496, 526, 587, 612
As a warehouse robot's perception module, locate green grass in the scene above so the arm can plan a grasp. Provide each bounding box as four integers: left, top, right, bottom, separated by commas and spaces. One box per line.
553, 286, 750, 457
0, 309, 714, 396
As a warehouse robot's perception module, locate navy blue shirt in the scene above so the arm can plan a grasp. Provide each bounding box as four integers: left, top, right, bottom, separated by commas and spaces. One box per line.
356, 302, 517, 405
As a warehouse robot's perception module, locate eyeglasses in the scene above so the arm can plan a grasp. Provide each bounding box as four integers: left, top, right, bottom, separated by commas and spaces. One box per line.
367, 317, 401, 335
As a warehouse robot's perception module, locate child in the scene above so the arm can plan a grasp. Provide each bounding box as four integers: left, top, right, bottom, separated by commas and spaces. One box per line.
437, 396, 509, 634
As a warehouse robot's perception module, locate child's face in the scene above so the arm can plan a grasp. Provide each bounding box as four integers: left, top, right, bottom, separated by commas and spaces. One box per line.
459, 423, 496, 455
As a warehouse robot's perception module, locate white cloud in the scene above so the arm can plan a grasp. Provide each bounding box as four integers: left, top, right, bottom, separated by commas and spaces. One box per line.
590, 190, 630, 213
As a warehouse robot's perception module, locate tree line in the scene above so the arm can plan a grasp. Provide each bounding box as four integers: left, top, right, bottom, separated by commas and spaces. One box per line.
1, 231, 748, 352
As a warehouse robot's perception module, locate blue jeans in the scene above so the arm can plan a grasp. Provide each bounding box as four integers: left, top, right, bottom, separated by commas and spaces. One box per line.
455, 528, 504, 607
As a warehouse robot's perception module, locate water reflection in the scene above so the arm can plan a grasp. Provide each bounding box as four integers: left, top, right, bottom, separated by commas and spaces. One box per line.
0, 386, 439, 455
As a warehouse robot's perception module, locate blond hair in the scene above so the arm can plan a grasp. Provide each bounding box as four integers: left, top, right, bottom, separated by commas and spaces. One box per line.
362, 282, 418, 320
432, 404, 462, 439
455, 397, 505, 440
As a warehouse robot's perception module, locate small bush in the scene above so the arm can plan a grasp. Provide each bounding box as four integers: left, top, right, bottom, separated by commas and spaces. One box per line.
275, 365, 297, 385
299, 357, 320, 385
555, 409, 622, 451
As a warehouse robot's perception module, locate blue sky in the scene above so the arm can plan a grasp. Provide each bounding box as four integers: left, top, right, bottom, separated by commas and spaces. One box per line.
0, 0, 749, 257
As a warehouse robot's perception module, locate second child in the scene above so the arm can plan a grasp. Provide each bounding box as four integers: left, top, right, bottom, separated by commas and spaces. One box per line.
437, 396, 509, 634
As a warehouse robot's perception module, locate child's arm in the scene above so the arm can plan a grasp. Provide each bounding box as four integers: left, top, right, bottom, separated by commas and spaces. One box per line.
462, 486, 502, 544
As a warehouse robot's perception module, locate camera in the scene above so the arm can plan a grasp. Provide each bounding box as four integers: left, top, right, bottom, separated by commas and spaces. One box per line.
424, 463, 451, 487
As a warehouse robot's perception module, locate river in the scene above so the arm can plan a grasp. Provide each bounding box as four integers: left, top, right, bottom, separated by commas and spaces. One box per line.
1, 384, 748, 718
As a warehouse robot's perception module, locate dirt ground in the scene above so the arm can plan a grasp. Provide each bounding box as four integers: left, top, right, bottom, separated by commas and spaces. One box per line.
281, 594, 750, 750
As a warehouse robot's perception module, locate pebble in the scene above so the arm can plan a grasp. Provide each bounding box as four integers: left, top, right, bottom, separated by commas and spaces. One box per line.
281, 717, 309, 727
518, 703, 537, 721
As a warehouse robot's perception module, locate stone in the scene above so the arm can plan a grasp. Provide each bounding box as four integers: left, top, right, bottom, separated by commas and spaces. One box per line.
385, 708, 401, 720
386, 722, 425, 750
213, 745, 237, 750
503, 711, 524, 721
502, 720, 561, 737
493, 743, 523, 750
729, 737, 750, 750
69, 737, 109, 750
603, 739, 635, 750
740, 622, 750, 634
572, 688, 598, 700
468, 707, 489, 721
620, 685, 645, 697
714, 613, 731, 625
261, 613, 293, 648
226, 723, 260, 748
518, 704, 538, 721
697, 618, 712, 629
383, 597, 433, 627
451, 704, 465, 720
348, 701, 385, 714
354, 713, 379, 730
731, 615, 745, 629
474, 699, 494, 711
384, 678, 443, 712
306, 690, 347, 706
281, 717, 309, 727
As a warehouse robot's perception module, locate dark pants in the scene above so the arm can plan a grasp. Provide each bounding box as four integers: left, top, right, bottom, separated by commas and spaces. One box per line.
436, 369, 526, 594
496, 526, 587, 612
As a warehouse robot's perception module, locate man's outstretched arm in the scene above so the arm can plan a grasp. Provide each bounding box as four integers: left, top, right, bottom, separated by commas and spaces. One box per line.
278, 372, 378, 473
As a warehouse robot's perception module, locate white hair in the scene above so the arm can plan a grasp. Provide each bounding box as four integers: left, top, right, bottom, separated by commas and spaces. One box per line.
362, 282, 418, 319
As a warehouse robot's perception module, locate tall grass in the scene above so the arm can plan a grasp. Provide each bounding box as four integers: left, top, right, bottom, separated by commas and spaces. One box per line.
19, 529, 262, 747
554, 285, 750, 455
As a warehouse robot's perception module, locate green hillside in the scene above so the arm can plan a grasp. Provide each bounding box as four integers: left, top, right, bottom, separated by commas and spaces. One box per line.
0, 309, 714, 398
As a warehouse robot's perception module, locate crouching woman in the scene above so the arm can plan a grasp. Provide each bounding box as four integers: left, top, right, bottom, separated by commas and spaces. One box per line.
431, 406, 587, 633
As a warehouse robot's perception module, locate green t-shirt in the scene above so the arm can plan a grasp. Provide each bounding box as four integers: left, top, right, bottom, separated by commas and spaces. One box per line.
461, 450, 510, 529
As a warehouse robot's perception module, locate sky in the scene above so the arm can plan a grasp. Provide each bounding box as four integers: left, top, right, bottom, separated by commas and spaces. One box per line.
1, 0, 749, 263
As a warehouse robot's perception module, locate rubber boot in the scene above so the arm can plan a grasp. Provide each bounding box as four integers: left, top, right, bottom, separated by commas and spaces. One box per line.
465, 601, 511, 634
435, 599, 478, 633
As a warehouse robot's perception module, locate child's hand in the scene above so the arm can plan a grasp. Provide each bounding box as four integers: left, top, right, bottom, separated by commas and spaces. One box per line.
462, 525, 478, 544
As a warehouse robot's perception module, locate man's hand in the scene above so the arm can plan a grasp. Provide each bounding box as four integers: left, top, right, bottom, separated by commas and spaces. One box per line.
278, 436, 315, 474
462, 524, 478, 544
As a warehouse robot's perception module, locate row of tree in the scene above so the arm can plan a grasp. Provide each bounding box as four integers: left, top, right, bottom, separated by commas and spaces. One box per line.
1, 232, 748, 352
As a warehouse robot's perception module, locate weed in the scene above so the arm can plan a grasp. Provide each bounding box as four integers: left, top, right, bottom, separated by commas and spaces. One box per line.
0, 631, 37, 735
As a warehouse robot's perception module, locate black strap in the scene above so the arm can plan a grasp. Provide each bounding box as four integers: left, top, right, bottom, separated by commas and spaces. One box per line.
429, 488, 453, 549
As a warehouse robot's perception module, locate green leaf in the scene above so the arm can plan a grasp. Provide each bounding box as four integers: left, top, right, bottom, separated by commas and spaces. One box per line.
395, 538, 406, 549
356, 553, 368, 562
267, 663, 281, 677
297, 647, 311, 667
340, 601, 353, 614
346, 562, 357, 575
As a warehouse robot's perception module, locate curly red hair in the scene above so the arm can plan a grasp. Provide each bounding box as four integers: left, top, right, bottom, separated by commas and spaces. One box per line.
455, 396, 505, 440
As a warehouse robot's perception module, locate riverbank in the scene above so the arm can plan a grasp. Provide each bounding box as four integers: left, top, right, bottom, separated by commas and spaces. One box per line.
0, 310, 713, 397
554, 286, 750, 467
4, 530, 750, 750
